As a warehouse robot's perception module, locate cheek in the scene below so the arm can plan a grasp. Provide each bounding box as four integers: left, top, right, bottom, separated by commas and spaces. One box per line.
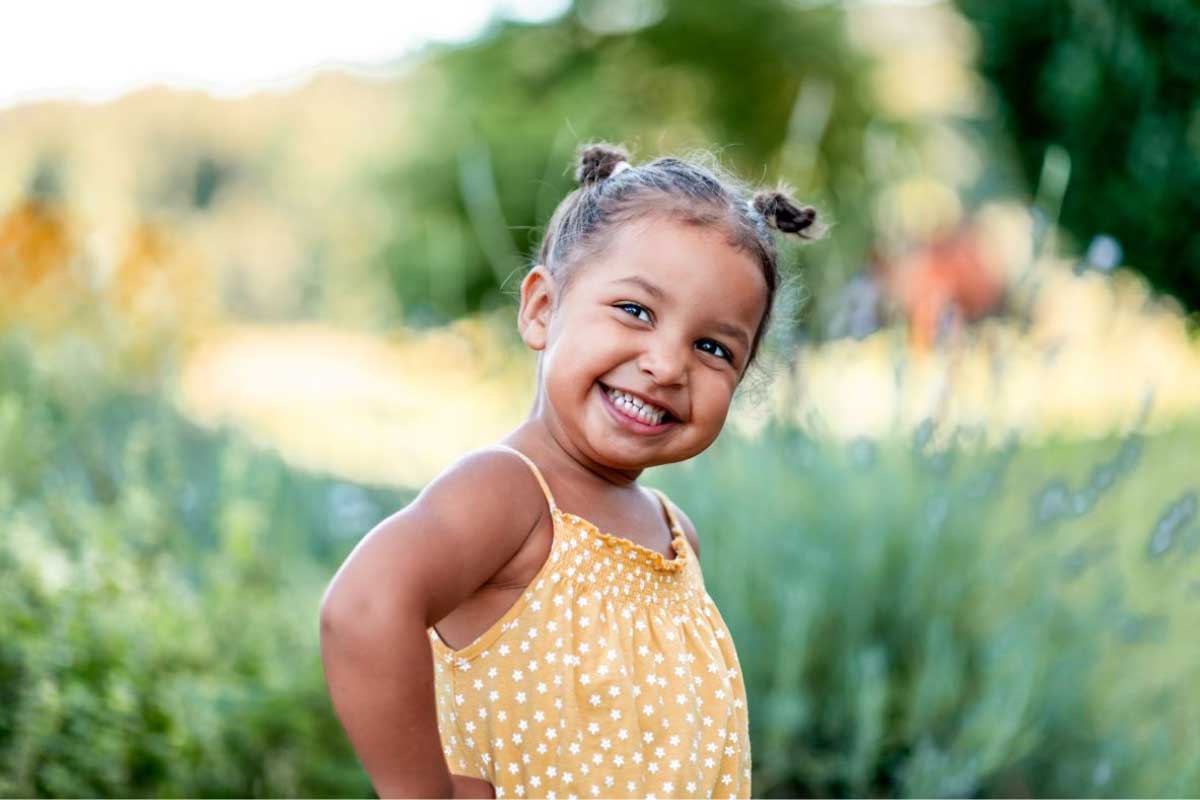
542, 331, 611, 409
705, 391, 734, 422
695, 374, 738, 420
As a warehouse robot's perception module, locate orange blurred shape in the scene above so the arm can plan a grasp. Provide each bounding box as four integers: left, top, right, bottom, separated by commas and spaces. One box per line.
0, 198, 82, 329
111, 222, 173, 310
109, 220, 216, 334
879, 224, 1005, 350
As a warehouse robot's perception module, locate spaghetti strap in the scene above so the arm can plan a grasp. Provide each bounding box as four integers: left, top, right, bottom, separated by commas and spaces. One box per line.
489, 444, 558, 514
649, 487, 681, 532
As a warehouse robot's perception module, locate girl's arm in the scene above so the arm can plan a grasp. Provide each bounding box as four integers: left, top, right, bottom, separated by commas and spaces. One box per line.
318, 449, 545, 798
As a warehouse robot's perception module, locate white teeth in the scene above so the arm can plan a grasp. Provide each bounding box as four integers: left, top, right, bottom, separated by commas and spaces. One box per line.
605, 386, 667, 425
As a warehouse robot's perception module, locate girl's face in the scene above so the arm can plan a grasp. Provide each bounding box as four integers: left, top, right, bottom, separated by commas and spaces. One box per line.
519, 216, 768, 471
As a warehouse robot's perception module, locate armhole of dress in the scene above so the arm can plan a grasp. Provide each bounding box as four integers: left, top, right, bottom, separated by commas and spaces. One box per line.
489, 444, 558, 516
650, 487, 681, 532
650, 487, 696, 574
426, 445, 562, 663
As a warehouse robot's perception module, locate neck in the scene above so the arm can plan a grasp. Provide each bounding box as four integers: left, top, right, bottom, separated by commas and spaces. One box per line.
508, 397, 643, 489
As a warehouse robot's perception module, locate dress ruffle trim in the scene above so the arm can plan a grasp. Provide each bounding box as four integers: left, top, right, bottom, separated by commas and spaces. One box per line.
556, 509, 688, 573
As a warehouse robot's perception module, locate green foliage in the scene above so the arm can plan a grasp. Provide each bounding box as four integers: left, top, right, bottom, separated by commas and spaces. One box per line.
651, 416, 1200, 797
5, 323, 1199, 797
0, 331, 409, 797
954, 0, 1200, 308
375, 0, 872, 329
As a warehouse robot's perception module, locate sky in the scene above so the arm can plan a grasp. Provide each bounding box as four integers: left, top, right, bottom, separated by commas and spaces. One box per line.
1, 0, 568, 111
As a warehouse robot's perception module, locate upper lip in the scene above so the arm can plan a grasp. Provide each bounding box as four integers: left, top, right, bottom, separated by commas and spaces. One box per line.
602, 382, 685, 422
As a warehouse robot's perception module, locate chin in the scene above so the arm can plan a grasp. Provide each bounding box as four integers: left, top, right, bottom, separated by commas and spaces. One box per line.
594, 437, 710, 470
581, 437, 659, 469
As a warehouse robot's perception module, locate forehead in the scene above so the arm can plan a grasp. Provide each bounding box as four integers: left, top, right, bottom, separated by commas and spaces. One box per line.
572, 217, 768, 326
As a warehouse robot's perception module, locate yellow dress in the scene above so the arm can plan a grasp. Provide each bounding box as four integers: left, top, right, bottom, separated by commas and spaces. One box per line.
428, 445, 752, 799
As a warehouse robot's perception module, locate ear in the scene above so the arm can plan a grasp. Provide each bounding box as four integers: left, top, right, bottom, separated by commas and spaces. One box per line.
518, 265, 557, 351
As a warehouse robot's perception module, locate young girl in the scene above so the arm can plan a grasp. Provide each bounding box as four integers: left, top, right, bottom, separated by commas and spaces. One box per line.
319, 143, 821, 799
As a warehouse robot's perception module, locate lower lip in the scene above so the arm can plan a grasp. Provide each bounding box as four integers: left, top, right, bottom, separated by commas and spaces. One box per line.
597, 383, 677, 436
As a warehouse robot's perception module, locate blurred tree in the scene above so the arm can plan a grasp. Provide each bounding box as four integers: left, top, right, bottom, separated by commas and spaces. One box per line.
28, 156, 64, 203
189, 155, 233, 211
375, 0, 880, 332
955, 0, 1200, 308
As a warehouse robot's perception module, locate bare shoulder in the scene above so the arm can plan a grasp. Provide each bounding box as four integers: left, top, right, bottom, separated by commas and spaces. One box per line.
403, 443, 551, 564
662, 493, 700, 561
417, 445, 548, 520
321, 445, 548, 629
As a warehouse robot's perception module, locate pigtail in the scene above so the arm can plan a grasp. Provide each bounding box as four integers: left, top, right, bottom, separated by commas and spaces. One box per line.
752, 190, 824, 240
576, 143, 631, 186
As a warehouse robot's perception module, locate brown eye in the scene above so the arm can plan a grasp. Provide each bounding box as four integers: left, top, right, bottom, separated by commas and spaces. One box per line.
697, 339, 733, 363
616, 302, 652, 323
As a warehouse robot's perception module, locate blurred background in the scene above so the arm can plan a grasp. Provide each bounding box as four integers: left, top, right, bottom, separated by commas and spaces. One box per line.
2, 0, 1199, 796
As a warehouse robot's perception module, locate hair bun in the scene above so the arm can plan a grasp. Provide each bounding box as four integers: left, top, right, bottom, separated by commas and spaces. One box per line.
576, 143, 630, 186
753, 190, 821, 238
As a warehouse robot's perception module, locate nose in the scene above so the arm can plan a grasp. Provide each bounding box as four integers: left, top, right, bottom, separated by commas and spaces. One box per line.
637, 336, 687, 387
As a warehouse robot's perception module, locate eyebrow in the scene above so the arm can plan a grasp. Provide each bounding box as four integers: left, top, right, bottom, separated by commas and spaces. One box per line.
610, 275, 752, 352
612, 275, 666, 301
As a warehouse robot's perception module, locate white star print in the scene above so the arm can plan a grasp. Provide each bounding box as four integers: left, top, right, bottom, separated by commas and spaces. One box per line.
427, 509, 751, 800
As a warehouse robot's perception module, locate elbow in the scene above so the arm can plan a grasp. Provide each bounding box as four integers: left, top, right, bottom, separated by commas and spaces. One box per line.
318, 600, 343, 661
318, 596, 340, 641
318, 583, 363, 647
319, 589, 377, 674
318, 583, 423, 651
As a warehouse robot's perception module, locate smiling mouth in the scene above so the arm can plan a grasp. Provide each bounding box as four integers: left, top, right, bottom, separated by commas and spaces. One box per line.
597, 382, 680, 433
